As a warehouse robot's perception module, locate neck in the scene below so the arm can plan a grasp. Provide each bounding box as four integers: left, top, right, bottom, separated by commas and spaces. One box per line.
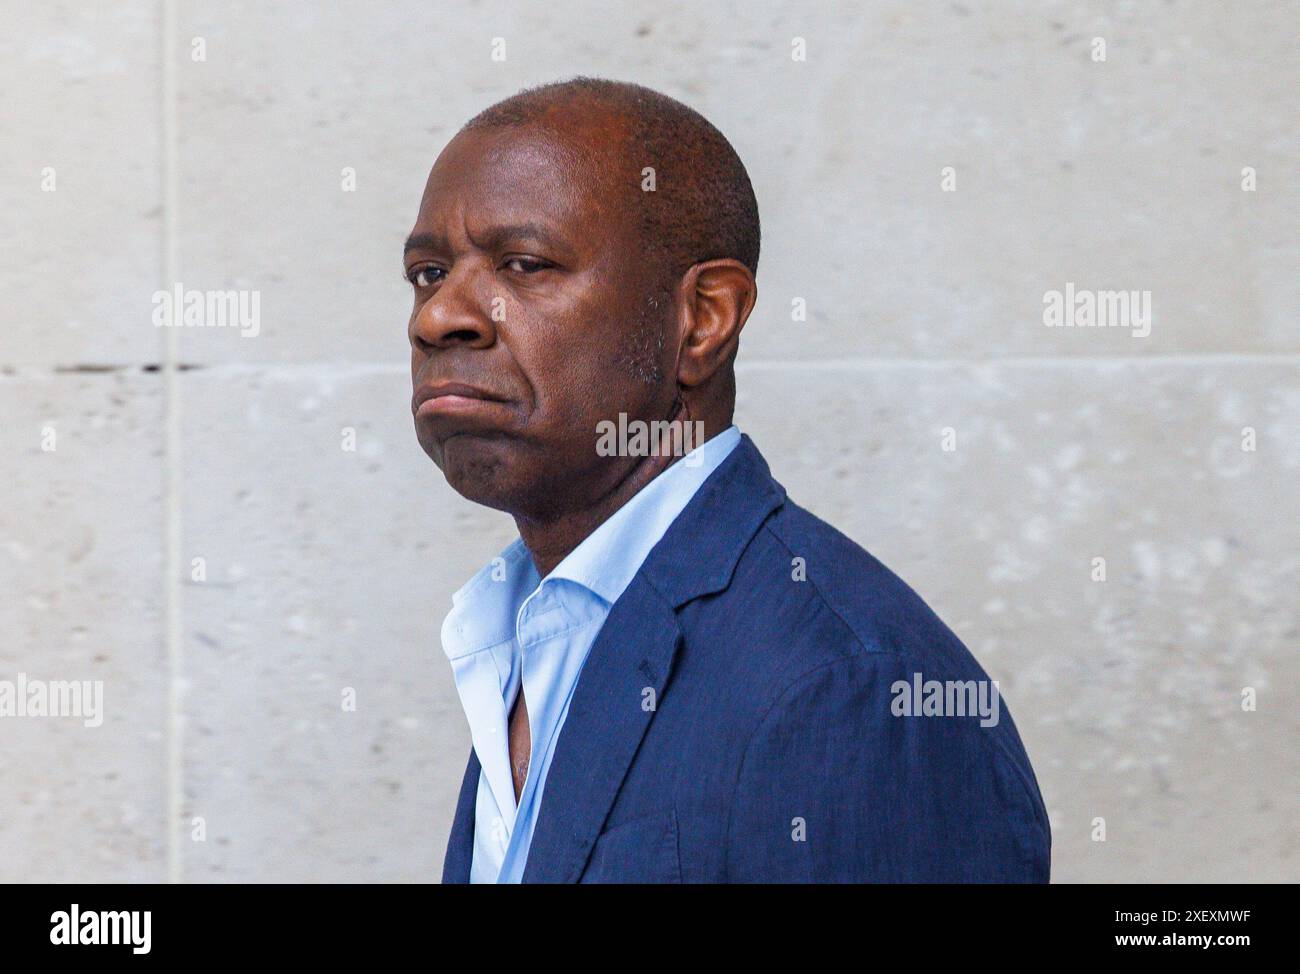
515, 452, 672, 579
515, 415, 728, 578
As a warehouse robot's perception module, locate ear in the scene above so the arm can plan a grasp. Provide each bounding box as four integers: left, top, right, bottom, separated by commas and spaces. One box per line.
674, 259, 758, 388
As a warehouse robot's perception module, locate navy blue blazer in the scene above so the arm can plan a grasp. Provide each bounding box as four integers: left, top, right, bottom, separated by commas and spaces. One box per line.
442, 435, 1050, 883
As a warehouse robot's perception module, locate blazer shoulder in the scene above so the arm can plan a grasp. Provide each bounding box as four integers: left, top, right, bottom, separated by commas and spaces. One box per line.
696, 495, 975, 729
728, 499, 1050, 849
751, 497, 967, 666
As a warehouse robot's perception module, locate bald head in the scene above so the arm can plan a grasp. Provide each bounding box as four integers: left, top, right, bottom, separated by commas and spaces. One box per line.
462, 77, 761, 287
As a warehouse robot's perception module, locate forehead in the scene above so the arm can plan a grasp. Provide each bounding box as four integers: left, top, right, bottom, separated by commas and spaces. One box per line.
414, 120, 631, 245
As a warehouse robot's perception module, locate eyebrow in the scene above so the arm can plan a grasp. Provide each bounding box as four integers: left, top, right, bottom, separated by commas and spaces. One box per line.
403, 222, 568, 258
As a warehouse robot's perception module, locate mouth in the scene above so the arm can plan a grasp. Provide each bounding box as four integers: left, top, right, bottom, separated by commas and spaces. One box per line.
412, 381, 512, 421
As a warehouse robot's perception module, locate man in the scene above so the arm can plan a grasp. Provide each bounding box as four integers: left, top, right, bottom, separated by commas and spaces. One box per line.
407, 78, 1050, 883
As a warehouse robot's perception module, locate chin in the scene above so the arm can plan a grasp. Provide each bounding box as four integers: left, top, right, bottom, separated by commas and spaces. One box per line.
430, 434, 524, 512
421, 425, 597, 520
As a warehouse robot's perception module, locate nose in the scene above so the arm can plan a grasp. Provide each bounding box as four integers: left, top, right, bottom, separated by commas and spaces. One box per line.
410, 263, 497, 352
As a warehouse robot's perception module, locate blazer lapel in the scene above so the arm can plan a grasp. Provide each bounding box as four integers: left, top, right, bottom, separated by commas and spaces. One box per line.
440, 748, 480, 884
519, 435, 786, 883
520, 574, 682, 883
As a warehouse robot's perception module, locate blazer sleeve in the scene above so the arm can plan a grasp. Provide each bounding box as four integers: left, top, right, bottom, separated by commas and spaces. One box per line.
723, 653, 1050, 883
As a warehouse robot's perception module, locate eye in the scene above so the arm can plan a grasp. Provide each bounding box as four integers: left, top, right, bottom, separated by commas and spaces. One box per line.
502, 256, 550, 274
406, 265, 446, 288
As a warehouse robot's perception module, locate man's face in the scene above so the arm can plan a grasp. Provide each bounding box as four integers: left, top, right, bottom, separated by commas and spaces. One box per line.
406, 120, 677, 520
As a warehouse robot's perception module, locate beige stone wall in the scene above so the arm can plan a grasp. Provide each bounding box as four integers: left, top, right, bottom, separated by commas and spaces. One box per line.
1, 1, 1294, 882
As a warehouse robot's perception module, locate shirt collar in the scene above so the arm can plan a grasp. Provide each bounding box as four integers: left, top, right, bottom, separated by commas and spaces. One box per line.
546, 425, 741, 604
441, 537, 539, 661
440, 426, 741, 659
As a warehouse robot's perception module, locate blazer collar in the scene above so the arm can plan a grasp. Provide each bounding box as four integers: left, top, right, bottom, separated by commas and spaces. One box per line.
518, 434, 785, 882
639, 433, 786, 607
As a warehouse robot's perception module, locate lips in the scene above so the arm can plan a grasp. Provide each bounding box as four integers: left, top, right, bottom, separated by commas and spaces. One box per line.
412, 381, 511, 420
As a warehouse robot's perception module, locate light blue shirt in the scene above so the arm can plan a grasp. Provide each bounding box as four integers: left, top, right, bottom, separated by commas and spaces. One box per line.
440, 426, 741, 883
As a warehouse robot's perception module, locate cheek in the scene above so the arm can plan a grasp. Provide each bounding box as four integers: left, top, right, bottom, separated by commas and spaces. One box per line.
508, 272, 670, 435
529, 340, 611, 428
510, 293, 615, 411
